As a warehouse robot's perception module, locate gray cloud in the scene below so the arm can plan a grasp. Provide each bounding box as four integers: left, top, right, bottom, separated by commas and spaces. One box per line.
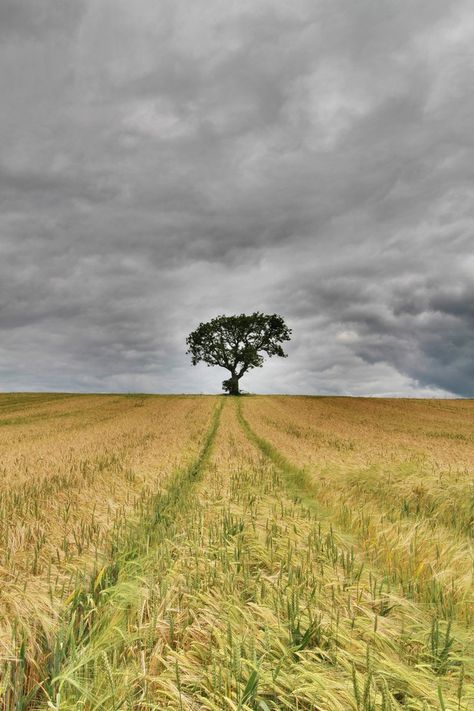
0, 0, 84, 39
1, 0, 473, 396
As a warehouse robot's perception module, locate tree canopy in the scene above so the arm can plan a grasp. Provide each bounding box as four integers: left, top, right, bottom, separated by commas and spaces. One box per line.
186, 312, 291, 395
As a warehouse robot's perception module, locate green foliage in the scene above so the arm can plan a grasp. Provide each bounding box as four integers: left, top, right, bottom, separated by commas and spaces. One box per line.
186, 313, 291, 394
428, 618, 457, 675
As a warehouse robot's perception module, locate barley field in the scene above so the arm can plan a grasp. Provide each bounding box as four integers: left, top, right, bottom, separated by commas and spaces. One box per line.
0, 394, 473, 710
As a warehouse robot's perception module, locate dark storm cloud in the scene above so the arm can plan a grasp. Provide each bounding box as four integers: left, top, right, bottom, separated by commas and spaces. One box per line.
0, 0, 84, 38
1, 0, 473, 395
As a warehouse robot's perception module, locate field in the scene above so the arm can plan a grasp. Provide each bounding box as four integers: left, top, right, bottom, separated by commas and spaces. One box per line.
0, 394, 473, 710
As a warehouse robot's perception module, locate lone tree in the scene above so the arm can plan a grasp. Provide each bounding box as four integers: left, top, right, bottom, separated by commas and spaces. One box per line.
186, 312, 291, 395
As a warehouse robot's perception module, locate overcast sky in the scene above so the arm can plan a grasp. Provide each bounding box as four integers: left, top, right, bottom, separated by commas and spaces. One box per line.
1, 0, 473, 396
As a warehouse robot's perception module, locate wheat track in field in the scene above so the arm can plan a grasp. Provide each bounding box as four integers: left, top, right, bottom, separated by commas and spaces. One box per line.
0, 395, 217, 668
0, 394, 473, 710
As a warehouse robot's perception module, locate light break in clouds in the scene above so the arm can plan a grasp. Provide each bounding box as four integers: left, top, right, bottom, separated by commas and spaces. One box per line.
1, 0, 473, 396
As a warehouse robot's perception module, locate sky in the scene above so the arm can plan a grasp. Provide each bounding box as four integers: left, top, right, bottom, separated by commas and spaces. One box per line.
1, 0, 473, 397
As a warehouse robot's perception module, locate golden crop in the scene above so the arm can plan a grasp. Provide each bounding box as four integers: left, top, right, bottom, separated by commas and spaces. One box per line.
0, 395, 216, 673
0, 394, 473, 709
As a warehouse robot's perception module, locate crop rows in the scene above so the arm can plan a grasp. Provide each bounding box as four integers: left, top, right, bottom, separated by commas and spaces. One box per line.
0, 394, 473, 709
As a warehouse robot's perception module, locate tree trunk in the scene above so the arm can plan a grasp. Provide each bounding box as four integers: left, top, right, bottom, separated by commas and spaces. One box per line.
223, 373, 241, 395
228, 374, 240, 395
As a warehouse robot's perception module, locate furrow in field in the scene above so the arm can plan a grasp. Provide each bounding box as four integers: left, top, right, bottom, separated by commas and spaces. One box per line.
0, 395, 218, 710
229, 398, 473, 710
37, 398, 472, 710
20, 398, 224, 711
3, 395, 474, 710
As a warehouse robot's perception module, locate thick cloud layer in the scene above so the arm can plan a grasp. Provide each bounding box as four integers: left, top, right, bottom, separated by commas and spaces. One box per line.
1, 0, 473, 396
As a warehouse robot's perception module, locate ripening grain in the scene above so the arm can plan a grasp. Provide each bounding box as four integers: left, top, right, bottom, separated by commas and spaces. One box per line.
0, 394, 473, 710
0, 393, 216, 700
242, 396, 474, 623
